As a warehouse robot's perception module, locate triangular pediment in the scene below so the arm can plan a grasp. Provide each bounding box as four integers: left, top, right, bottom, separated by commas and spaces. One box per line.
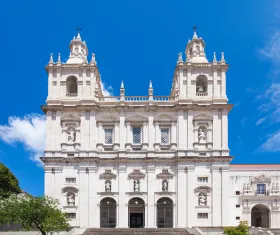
154, 114, 177, 122
61, 114, 80, 122
126, 114, 148, 122
156, 169, 174, 179
193, 113, 213, 121
96, 115, 118, 122
128, 169, 146, 180
99, 170, 117, 180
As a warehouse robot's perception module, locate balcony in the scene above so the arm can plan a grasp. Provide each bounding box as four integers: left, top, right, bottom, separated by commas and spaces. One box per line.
196, 92, 208, 96
241, 190, 280, 199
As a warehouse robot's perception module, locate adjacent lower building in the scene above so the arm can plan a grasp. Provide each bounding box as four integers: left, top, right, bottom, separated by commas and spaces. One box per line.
41, 30, 280, 229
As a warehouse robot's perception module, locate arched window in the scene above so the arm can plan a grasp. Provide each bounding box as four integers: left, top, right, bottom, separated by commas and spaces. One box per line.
100, 197, 116, 228
66, 76, 77, 96
196, 75, 208, 96
157, 197, 173, 228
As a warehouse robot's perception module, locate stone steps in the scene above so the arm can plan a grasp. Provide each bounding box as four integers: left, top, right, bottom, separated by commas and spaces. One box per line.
82, 228, 191, 235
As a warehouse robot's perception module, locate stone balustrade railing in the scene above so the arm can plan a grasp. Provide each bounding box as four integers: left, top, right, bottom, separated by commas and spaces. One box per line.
98, 96, 175, 102
196, 92, 208, 96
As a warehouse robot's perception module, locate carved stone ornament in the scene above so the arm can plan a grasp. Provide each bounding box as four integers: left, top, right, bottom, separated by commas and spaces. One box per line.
128, 169, 145, 180
251, 174, 271, 184
198, 128, 206, 143
96, 115, 118, 123
272, 200, 280, 212
193, 113, 213, 121
198, 193, 207, 206
61, 114, 80, 127
125, 114, 148, 122
67, 127, 76, 143
156, 169, 174, 179
162, 180, 168, 192
154, 114, 177, 122
99, 169, 117, 180
243, 200, 250, 213
105, 180, 112, 192
194, 186, 212, 194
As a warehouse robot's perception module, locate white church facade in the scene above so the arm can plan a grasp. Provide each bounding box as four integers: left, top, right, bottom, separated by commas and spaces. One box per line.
41, 30, 280, 229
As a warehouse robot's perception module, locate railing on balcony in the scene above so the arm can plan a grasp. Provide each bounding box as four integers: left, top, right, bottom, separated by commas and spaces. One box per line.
66, 93, 78, 97
98, 96, 175, 102
196, 92, 208, 96
243, 190, 271, 196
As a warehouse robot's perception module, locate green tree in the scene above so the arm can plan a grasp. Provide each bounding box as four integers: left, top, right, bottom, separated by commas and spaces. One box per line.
0, 195, 69, 235
0, 163, 21, 199
224, 221, 250, 235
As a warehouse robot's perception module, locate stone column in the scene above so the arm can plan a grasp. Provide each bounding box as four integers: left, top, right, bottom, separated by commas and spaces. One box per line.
213, 67, 218, 98
186, 166, 195, 226
221, 68, 226, 98
88, 166, 98, 227
118, 165, 128, 227
221, 166, 230, 226
89, 111, 97, 151
98, 123, 103, 144
142, 122, 148, 150
186, 67, 192, 98
178, 111, 185, 149
177, 166, 187, 227
147, 165, 155, 227
79, 167, 89, 227
55, 111, 61, 151
119, 112, 126, 150
221, 109, 228, 150
154, 122, 160, 150
213, 110, 220, 153
44, 167, 53, 196
187, 110, 193, 149
171, 122, 177, 149
46, 111, 52, 150
148, 114, 154, 150
114, 122, 120, 150
48, 69, 53, 98
211, 166, 222, 226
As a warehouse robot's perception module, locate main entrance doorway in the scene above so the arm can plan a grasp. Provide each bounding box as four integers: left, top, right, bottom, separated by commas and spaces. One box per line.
157, 197, 174, 228
100, 198, 116, 228
251, 204, 270, 228
128, 198, 145, 228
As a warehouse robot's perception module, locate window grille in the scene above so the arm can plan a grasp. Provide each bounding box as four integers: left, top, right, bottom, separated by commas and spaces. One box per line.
66, 178, 76, 184
197, 177, 208, 183
161, 128, 169, 144
257, 184, 266, 194
197, 213, 208, 219
133, 127, 141, 144
66, 213, 76, 219
105, 128, 113, 144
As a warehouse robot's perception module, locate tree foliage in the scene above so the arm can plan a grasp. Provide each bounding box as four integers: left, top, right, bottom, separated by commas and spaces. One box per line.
0, 195, 69, 235
0, 163, 21, 199
224, 221, 250, 235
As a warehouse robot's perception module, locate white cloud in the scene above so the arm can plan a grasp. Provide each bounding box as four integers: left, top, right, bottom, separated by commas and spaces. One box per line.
259, 130, 280, 152
259, 31, 280, 62
0, 114, 46, 166
100, 80, 113, 96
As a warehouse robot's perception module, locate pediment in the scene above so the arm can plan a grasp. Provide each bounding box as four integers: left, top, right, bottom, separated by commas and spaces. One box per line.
61, 114, 80, 126
154, 114, 177, 122
96, 115, 119, 122
156, 169, 174, 179
99, 169, 117, 180
62, 186, 79, 193
128, 169, 146, 180
194, 186, 212, 193
193, 113, 213, 121
252, 175, 271, 184
126, 114, 148, 122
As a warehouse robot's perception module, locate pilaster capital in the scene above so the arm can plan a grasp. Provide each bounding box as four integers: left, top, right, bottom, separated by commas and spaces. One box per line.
46, 111, 52, 116
155, 122, 159, 126
171, 122, 176, 126
126, 122, 131, 127
114, 122, 119, 127
186, 166, 195, 172
143, 122, 148, 127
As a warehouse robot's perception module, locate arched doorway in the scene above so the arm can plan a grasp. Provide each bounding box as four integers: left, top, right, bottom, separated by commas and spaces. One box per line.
251, 204, 270, 228
157, 197, 173, 228
128, 197, 145, 228
100, 198, 116, 228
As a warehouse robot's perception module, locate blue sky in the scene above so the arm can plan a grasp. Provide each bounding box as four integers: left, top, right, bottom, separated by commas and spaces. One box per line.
0, 0, 280, 196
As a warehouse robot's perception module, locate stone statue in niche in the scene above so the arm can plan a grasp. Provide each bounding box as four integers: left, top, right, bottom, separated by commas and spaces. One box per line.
198, 193, 207, 206
134, 180, 140, 192
162, 180, 168, 192
67, 192, 75, 206
198, 128, 206, 143
105, 180, 111, 192
67, 128, 76, 143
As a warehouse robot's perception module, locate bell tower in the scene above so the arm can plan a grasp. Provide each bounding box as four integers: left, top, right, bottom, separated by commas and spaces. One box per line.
45, 31, 103, 103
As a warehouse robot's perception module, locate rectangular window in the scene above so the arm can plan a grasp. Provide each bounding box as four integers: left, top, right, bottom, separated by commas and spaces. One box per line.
105, 128, 113, 144
236, 205, 240, 208
236, 191, 240, 195
161, 128, 169, 144
257, 184, 266, 194
197, 213, 208, 219
198, 177, 208, 183
236, 216, 240, 220
133, 127, 141, 144
66, 213, 76, 219
66, 178, 76, 184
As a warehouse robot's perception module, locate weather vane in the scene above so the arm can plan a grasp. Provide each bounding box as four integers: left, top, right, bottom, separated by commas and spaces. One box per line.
76, 27, 82, 33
